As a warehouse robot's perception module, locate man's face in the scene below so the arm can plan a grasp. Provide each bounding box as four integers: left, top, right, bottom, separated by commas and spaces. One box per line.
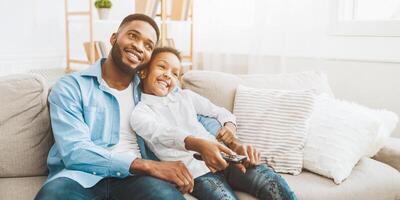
110, 20, 157, 74
141, 52, 181, 97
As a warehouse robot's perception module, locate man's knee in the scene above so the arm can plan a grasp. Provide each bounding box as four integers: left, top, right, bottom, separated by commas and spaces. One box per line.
35, 177, 89, 200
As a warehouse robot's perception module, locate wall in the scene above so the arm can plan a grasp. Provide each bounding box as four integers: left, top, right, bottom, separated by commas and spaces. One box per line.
0, 0, 134, 76
0, 0, 65, 75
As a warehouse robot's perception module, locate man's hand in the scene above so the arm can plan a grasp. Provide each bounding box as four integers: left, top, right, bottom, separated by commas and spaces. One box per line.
185, 136, 234, 173
130, 159, 194, 194
229, 142, 261, 173
216, 122, 237, 146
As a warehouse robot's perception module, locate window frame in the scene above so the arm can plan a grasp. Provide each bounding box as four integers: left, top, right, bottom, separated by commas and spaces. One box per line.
329, 0, 400, 37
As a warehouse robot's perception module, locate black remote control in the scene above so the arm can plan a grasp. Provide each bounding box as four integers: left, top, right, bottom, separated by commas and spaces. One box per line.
193, 153, 247, 164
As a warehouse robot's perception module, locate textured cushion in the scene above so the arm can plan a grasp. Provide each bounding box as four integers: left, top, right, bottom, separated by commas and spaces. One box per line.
303, 94, 393, 184
0, 176, 47, 200
233, 85, 315, 175
283, 158, 400, 200
0, 74, 53, 177
182, 70, 333, 112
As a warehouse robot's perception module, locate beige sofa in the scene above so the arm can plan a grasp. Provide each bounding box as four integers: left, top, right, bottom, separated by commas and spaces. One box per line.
0, 70, 399, 200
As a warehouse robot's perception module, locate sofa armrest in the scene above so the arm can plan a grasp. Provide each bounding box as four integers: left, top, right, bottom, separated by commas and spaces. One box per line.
373, 137, 400, 171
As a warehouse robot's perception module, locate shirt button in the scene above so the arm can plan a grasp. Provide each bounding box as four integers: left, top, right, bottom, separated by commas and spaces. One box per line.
116, 172, 121, 176
92, 172, 96, 175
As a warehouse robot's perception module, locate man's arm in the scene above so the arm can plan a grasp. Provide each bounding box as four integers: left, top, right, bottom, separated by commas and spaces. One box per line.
49, 76, 136, 178
184, 89, 238, 144
197, 115, 222, 136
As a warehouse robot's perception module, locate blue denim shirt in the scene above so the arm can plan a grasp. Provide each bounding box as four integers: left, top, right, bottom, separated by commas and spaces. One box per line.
46, 59, 221, 188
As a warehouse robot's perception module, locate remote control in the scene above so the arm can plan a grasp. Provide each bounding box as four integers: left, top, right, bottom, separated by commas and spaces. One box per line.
193, 153, 247, 164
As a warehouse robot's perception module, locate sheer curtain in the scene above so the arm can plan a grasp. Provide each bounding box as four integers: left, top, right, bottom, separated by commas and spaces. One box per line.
192, 0, 326, 74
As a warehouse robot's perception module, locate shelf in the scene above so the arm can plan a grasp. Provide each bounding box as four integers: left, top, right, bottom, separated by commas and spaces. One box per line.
70, 59, 90, 64
68, 11, 91, 16
155, 18, 192, 25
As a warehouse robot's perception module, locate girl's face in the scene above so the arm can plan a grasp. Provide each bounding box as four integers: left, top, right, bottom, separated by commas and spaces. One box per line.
141, 52, 181, 96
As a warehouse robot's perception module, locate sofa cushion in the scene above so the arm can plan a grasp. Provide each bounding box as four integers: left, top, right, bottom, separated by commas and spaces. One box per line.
373, 137, 400, 171
0, 74, 53, 177
1, 160, 398, 200
0, 176, 47, 200
282, 157, 400, 200
182, 70, 333, 112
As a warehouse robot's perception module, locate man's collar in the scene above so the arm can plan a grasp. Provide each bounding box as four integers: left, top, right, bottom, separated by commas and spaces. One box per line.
81, 58, 141, 88
81, 58, 105, 81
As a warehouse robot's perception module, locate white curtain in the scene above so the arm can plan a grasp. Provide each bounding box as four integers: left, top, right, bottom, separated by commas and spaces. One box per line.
192, 0, 326, 74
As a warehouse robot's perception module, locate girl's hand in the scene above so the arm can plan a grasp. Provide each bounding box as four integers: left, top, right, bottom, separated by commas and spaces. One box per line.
231, 143, 261, 168
185, 136, 234, 173
216, 122, 237, 145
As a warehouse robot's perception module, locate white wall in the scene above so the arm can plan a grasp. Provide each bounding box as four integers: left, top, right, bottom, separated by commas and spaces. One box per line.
0, 0, 65, 75
0, 0, 135, 76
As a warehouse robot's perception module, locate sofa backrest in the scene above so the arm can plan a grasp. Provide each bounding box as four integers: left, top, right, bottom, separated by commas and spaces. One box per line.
181, 70, 333, 112
0, 74, 53, 177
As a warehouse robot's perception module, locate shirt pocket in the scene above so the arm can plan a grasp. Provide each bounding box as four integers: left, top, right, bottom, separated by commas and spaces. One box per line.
83, 106, 106, 142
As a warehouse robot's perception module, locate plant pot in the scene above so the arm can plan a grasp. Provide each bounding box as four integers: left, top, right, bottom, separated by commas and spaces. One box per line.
97, 8, 110, 20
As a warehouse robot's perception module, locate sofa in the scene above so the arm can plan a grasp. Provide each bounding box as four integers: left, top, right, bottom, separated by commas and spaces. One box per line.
0, 69, 399, 200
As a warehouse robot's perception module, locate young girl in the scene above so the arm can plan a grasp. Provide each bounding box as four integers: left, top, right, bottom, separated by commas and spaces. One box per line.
131, 47, 297, 200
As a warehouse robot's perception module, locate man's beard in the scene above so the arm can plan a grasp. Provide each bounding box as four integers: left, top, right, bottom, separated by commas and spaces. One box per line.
111, 42, 136, 74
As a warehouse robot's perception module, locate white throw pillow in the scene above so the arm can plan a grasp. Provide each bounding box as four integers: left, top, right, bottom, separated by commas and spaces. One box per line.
303, 94, 398, 184
234, 85, 315, 175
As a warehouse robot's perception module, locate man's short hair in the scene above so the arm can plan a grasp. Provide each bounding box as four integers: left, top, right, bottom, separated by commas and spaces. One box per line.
118, 14, 160, 42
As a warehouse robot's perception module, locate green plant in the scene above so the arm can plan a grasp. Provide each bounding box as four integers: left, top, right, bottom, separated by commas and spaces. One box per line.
95, 0, 112, 9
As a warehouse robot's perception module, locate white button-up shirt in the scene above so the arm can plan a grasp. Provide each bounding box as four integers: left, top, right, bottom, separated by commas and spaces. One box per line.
130, 89, 236, 178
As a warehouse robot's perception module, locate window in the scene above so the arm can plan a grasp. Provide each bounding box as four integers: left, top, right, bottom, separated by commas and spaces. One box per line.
330, 0, 400, 36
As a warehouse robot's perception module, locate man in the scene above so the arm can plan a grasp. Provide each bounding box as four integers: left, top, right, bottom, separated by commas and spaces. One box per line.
35, 14, 237, 200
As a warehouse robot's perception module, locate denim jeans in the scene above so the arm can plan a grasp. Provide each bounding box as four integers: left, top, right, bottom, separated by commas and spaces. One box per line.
35, 175, 185, 200
191, 164, 297, 200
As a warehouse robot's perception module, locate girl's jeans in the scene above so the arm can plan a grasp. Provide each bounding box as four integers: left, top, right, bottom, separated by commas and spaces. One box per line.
191, 164, 297, 200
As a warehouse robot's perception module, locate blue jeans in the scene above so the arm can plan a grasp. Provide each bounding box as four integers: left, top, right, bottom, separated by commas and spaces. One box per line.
35, 175, 185, 200
191, 164, 297, 200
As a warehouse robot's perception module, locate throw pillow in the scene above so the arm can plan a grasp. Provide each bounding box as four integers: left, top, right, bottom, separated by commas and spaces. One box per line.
233, 85, 315, 175
303, 94, 398, 184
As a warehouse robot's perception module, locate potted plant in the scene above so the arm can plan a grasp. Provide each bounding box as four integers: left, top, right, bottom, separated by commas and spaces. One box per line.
95, 0, 112, 20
